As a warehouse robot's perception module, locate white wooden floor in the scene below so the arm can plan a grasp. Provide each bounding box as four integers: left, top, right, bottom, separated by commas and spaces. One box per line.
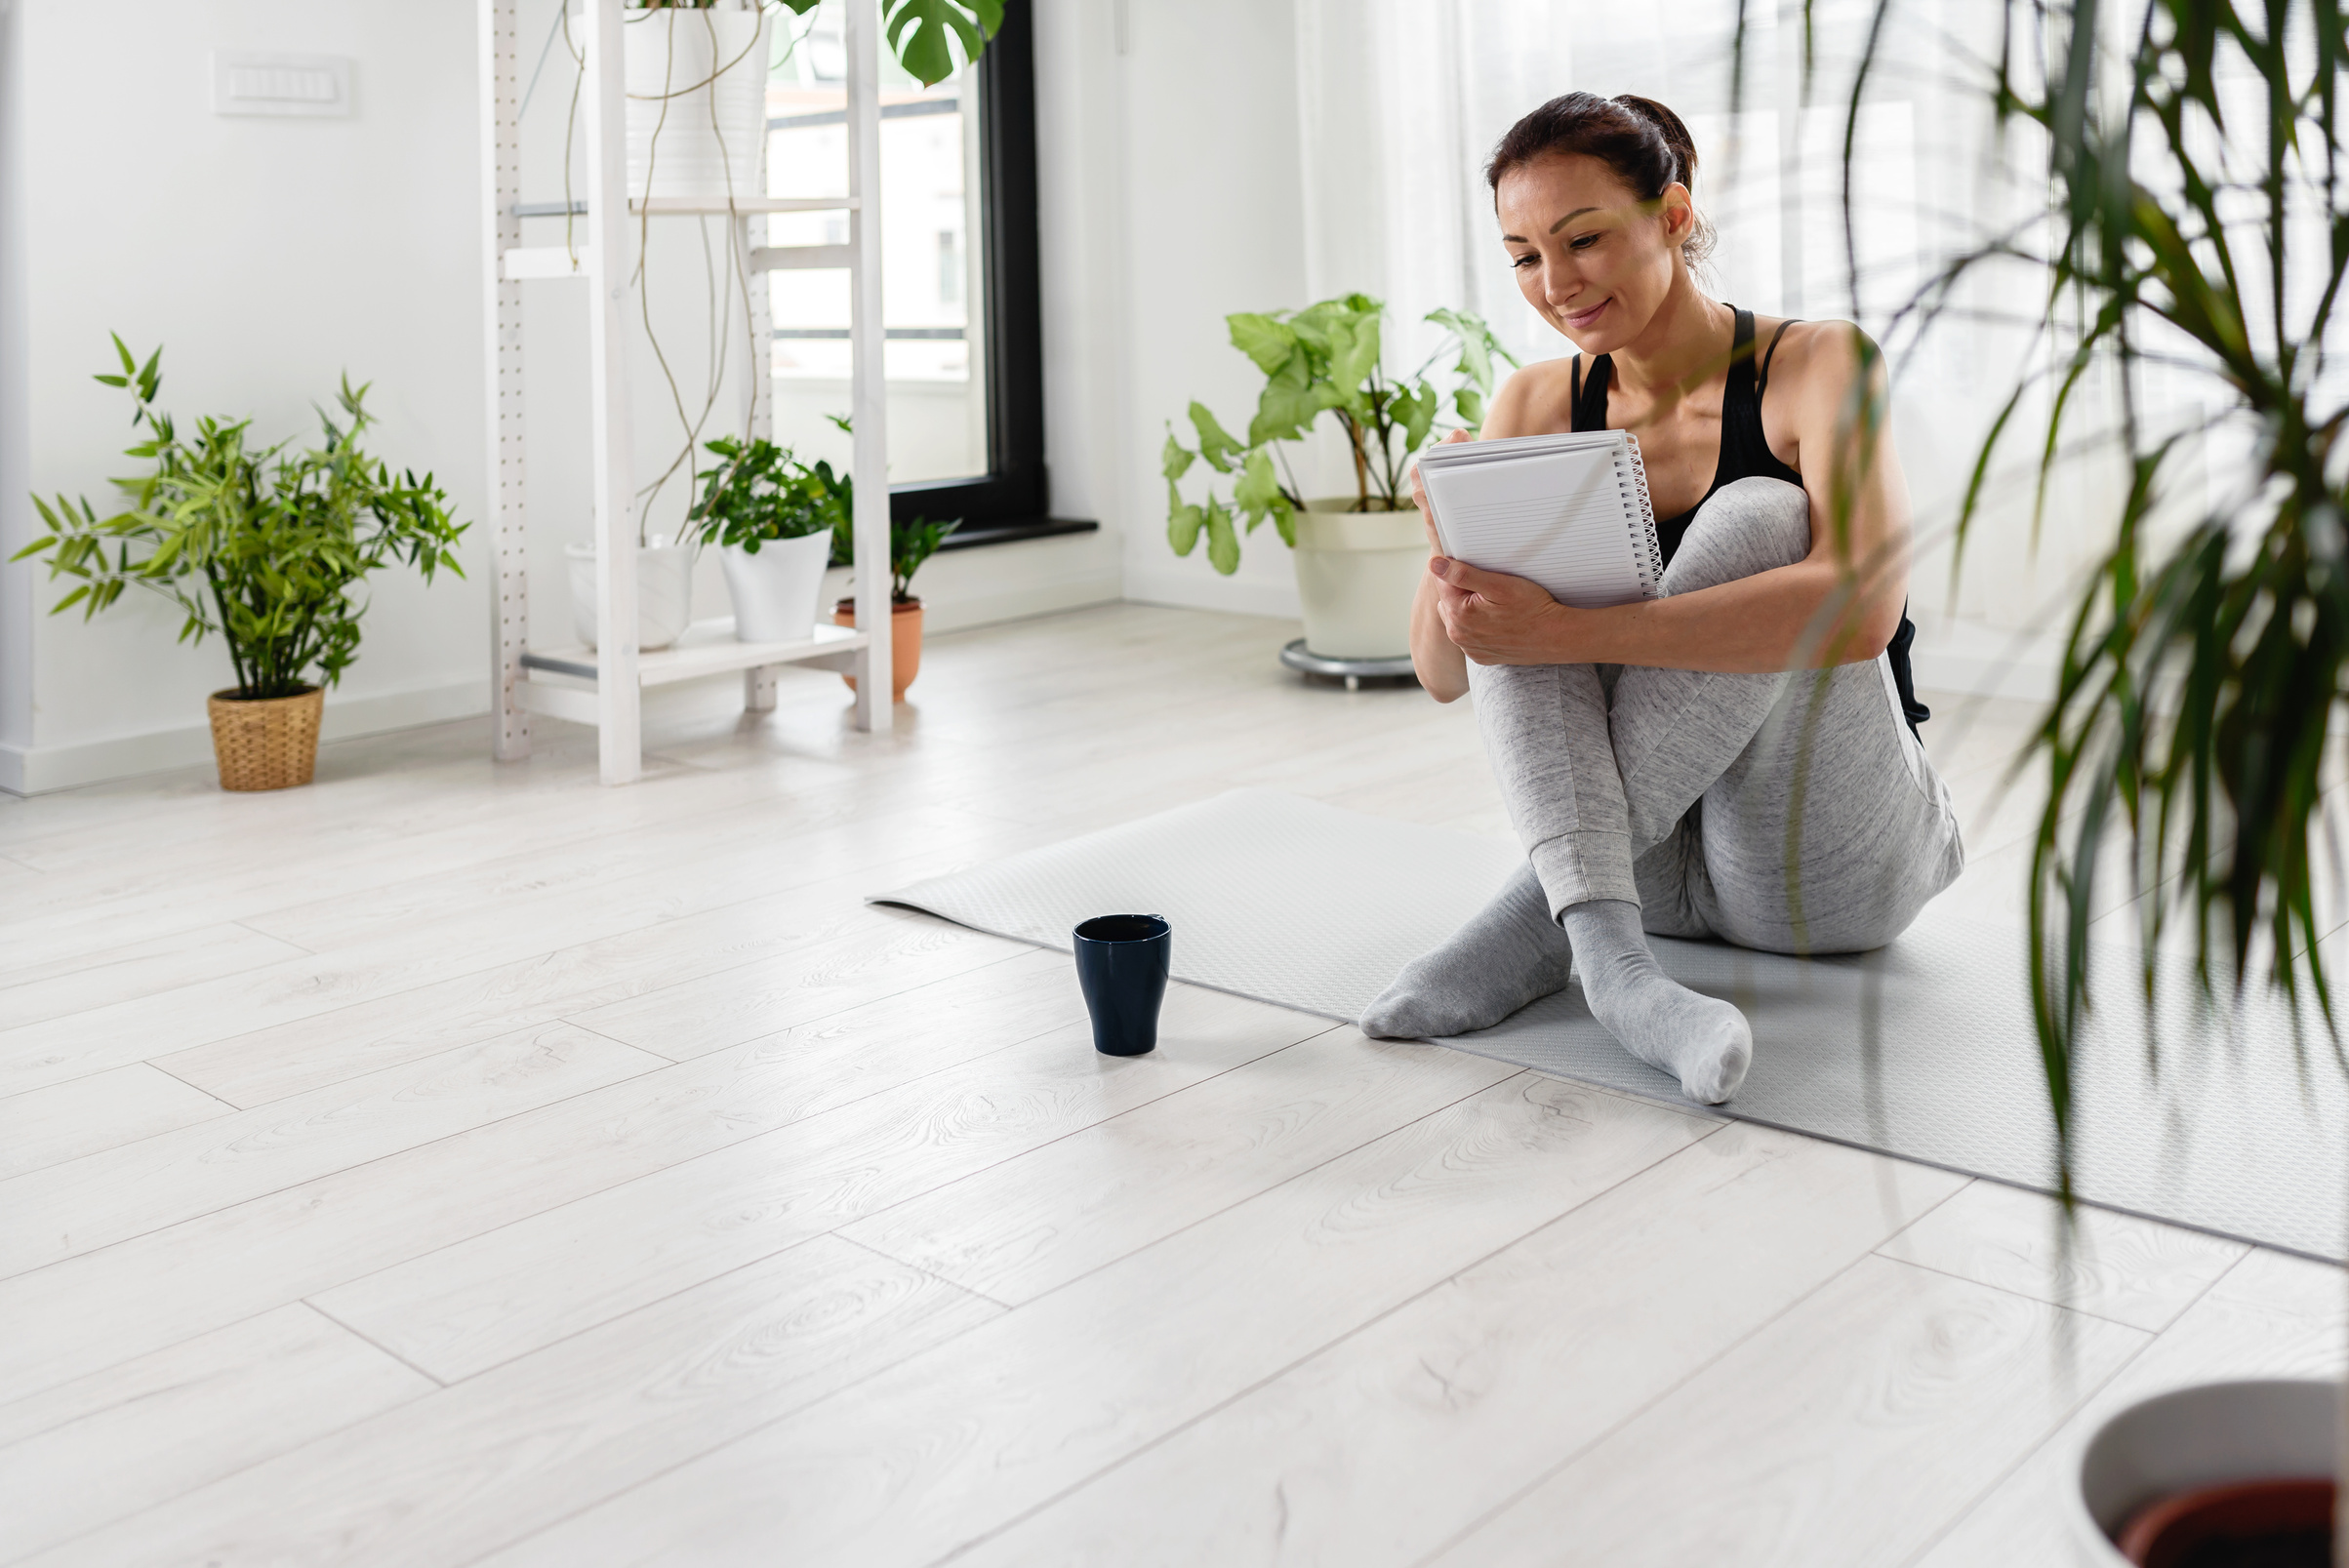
0, 601, 2337, 1568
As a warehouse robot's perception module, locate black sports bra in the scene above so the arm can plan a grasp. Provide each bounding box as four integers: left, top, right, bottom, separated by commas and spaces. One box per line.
1570, 305, 1927, 733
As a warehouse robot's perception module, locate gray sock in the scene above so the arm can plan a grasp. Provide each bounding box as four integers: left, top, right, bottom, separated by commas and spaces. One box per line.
1562, 899, 1752, 1104
1359, 864, 1574, 1039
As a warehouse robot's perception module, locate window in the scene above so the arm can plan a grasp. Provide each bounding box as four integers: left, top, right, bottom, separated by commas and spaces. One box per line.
761, 1, 1056, 541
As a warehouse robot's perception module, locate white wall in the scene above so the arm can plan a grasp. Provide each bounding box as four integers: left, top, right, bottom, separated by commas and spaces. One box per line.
1105, 0, 1323, 622
0, 0, 31, 769
0, 0, 1149, 794
1, 1, 490, 794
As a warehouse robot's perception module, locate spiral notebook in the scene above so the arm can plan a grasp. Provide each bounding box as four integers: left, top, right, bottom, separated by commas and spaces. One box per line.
1415, 430, 1663, 608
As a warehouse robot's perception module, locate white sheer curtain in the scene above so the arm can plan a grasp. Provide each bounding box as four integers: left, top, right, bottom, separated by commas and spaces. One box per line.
1289, 0, 2103, 637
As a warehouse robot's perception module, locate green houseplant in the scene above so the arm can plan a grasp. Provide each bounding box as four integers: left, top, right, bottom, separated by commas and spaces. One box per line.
1163, 294, 1514, 662
15, 339, 467, 791
686, 433, 846, 643
719, 416, 962, 701
634, 0, 1002, 87
1782, 0, 2349, 1557
830, 510, 959, 703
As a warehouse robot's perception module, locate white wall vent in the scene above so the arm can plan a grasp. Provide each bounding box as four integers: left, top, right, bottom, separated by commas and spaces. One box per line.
211, 53, 352, 118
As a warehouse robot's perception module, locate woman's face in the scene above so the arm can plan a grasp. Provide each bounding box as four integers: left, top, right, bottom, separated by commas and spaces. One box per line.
1495, 151, 1692, 354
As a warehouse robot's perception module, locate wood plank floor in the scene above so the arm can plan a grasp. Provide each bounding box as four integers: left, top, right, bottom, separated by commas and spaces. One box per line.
0, 601, 2336, 1568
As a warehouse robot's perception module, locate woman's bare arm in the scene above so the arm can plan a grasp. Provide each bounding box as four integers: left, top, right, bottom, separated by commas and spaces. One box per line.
1407, 364, 1568, 702
1435, 323, 1912, 673
1408, 433, 1474, 703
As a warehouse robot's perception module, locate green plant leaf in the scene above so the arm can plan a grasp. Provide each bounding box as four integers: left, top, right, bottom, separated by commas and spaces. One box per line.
881, 0, 997, 87
1226, 313, 1297, 376
1202, 497, 1239, 575
1189, 402, 1245, 473
1453, 387, 1485, 431
1232, 447, 1292, 539
889, 514, 958, 600
1326, 314, 1383, 398
1160, 427, 1195, 481
1167, 487, 1204, 556
1397, 379, 1438, 455
1249, 355, 1321, 447
1424, 306, 1516, 395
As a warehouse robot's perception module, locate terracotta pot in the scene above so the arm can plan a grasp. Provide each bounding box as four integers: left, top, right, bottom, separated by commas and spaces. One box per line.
2115, 1478, 2332, 1566
2076, 1379, 2339, 1567
833, 597, 923, 701
206, 686, 325, 791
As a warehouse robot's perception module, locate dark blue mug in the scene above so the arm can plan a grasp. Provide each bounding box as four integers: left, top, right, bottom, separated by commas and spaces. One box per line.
1073, 914, 1171, 1057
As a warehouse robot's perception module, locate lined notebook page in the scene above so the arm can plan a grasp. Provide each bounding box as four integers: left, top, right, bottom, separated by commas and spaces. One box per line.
1418, 431, 1661, 609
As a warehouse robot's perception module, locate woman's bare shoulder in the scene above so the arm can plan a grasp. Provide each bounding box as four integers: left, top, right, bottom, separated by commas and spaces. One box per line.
1484, 355, 1578, 439
1756, 316, 1876, 379
1753, 317, 1883, 412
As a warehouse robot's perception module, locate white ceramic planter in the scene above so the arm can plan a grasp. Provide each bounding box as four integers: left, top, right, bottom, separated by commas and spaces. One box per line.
624, 4, 770, 202
718, 532, 830, 643
565, 542, 694, 652
2072, 1379, 2338, 1562
1290, 499, 1427, 660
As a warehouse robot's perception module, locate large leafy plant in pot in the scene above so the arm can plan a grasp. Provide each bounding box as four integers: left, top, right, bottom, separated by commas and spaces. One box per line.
15, 340, 468, 790
1783, 0, 2349, 1558
1162, 295, 1514, 660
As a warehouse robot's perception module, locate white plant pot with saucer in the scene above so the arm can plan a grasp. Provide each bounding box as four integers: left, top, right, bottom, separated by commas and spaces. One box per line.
566, 540, 694, 652
718, 532, 830, 643
1290, 498, 1425, 661
623, 1, 771, 202
2071, 1379, 2337, 1563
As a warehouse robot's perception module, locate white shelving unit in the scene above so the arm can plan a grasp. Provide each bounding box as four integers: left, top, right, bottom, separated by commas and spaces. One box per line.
479, 0, 894, 785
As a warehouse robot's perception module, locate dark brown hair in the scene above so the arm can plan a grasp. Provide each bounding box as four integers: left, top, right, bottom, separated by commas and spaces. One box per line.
1484, 92, 1714, 267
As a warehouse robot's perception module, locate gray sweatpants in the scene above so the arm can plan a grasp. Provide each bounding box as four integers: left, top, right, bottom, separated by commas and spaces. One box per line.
1467, 475, 1964, 955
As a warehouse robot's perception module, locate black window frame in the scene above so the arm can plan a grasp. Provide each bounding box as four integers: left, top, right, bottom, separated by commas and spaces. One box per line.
887, 3, 1091, 551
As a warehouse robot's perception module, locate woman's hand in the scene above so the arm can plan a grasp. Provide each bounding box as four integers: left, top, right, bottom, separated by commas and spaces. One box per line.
1407, 429, 1476, 700
1431, 556, 1579, 665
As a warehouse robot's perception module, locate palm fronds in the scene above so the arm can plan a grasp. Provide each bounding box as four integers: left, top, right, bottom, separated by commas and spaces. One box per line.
1787, 0, 2349, 1194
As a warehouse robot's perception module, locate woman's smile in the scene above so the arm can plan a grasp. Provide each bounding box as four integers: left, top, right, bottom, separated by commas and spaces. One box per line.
1561, 296, 1611, 330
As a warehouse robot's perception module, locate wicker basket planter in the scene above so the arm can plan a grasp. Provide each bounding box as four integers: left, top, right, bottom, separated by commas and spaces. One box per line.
206, 687, 325, 791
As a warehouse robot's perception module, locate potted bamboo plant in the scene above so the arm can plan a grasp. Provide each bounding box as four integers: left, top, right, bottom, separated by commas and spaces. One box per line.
1788, 0, 2349, 1560
1162, 295, 1514, 660
14, 340, 467, 791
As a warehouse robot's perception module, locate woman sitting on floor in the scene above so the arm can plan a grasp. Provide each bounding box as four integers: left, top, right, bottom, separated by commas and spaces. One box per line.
1361, 92, 1964, 1105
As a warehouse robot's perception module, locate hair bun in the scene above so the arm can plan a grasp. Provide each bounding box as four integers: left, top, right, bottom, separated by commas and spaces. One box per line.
1611, 94, 1699, 190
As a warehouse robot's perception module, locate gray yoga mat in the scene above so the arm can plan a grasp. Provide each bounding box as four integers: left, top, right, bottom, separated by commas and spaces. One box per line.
876, 788, 2348, 1262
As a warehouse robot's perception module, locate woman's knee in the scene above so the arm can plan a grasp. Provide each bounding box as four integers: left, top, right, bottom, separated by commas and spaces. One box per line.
1660, 476, 1809, 596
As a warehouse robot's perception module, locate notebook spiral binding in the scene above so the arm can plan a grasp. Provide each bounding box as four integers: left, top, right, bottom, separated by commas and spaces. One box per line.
1619, 434, 1665, 592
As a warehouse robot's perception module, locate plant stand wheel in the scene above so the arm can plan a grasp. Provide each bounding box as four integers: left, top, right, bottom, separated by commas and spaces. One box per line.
1279, 638, 1420, 693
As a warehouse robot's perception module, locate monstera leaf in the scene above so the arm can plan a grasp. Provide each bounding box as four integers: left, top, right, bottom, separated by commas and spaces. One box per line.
881, 0, 1002, 87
